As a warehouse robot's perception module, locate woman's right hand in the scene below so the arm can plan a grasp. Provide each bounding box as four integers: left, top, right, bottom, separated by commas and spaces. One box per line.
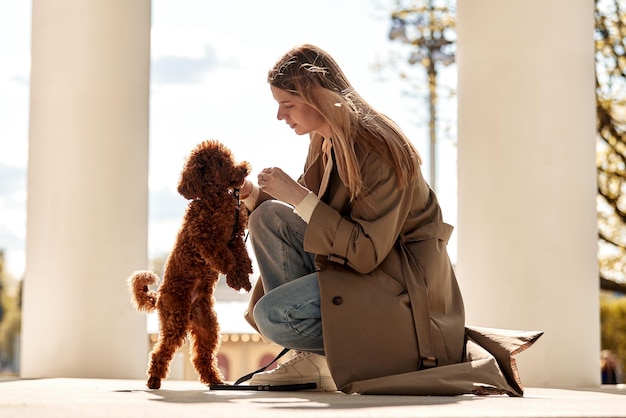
258, 167, 310, 206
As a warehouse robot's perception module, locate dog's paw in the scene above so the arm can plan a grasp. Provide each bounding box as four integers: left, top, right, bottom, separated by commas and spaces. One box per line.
237, 281, 252, 292
226, 274, 252, 292
200, 373, 224, 386
147, 376, 162, 390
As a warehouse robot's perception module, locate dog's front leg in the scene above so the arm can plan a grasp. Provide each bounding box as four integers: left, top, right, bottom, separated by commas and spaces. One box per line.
224, 239, 253, 291
197, 238, 235, 273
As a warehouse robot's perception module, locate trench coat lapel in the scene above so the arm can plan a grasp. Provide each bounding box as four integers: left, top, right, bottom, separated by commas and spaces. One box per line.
302, 137, 333, 198
301, 139, 324, 196
317, 154, 333, 198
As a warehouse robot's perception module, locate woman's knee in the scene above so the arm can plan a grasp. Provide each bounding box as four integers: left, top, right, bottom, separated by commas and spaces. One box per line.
249, 200, 299, 236
253, 291, 324, 352
249, 200, 281, 233
252, 295, 282, 340
248, 201, 269, 234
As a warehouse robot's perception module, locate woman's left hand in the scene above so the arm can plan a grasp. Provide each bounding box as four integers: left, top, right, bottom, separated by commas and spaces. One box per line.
258, 167, 310, 207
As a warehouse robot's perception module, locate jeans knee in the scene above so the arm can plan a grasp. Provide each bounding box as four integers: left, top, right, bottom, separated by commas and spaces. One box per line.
253, 292, 324, 353
248, 200, 276, 234
247, 202, 265, 235
248, 200, 294, 236
252, 296, 279, 341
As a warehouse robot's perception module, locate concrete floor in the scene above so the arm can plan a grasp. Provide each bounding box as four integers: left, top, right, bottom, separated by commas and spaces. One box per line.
0, 378, 625, 418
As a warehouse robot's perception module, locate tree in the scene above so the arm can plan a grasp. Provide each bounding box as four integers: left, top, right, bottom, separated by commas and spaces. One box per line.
0, 250, 21, 375
600, 294, 626, 382
388, 0, 626, 293
387, 0, 456, 193
0, 251, 5, 324
596, 0, 626, 293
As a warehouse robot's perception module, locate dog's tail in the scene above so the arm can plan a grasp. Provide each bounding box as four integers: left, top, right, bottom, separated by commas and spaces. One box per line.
128, 270, 160, 313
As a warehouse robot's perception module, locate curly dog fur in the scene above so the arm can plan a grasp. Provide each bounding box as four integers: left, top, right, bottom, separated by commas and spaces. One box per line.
128, 139, 253, 389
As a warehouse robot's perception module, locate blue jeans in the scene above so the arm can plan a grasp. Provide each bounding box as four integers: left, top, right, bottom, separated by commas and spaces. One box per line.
248, 200, 325, 354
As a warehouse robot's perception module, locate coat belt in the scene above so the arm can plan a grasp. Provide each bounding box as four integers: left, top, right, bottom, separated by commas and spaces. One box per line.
398, 221, 454, 369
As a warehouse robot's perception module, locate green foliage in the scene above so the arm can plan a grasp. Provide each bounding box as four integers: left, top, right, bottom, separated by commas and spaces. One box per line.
600, 294, 626, 381
0, 253, 21, 375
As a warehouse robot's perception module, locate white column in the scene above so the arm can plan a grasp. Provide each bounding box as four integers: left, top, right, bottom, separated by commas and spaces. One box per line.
22, 0, 151, 378
456, 0, 599, 387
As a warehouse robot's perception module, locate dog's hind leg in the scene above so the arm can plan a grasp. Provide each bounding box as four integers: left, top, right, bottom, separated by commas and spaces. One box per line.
189, 273, 224, 385
146, 294, 191, 389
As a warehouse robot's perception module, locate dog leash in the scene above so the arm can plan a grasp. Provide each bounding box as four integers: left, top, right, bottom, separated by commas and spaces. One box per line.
209, 347, 317, 391
231, 187, 240, 241
233, 187, 251, 243
233, 347, 290, 385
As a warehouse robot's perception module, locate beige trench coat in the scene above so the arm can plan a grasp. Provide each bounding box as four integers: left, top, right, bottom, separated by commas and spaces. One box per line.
244, 135, 542, 396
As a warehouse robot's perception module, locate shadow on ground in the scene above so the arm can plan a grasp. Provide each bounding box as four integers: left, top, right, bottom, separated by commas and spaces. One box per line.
122, 386, 487, 411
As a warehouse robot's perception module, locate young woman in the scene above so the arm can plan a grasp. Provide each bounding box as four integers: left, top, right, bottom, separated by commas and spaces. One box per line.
237, 44, 465, 393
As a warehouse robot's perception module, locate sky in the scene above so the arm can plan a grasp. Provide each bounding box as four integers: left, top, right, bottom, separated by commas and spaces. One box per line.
0, 0, 458, 280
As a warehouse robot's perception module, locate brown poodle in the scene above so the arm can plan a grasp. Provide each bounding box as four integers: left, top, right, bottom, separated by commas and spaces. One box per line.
128, 139, 253, 389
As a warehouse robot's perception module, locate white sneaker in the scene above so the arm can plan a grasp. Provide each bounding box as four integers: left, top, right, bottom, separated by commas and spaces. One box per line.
249, 350, 337, 392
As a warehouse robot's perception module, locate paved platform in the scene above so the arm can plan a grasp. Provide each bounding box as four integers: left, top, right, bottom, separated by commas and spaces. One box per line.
1, 378, 625, 418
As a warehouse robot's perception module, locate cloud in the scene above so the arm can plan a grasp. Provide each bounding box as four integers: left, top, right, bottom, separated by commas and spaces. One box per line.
8, 75, 29, 86
0, 225, 23, 252
0, 164, 26, 196
151, 44, 237, 85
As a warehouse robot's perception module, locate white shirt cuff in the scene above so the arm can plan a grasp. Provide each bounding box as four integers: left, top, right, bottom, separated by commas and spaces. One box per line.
293, 191, 320, 223
242, 185, 260, 211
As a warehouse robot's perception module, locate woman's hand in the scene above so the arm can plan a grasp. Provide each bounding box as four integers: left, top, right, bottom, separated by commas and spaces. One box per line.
258, 167, 310, 207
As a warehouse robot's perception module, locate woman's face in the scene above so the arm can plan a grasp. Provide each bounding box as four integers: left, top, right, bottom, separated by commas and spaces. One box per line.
271, 85, 331, 138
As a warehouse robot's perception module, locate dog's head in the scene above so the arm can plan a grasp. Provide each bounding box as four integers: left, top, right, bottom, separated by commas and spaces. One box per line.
177, 140, 251, 200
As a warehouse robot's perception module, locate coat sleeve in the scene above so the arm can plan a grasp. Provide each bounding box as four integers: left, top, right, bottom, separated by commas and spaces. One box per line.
304, 155, 427, 274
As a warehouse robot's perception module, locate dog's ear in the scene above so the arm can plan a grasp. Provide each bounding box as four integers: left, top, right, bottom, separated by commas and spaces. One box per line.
178, 143, 212, 199
229, 161, 252, 189
177, 168, 196, 200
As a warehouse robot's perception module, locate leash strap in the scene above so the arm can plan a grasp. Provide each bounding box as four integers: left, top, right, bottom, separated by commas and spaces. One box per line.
209, 382, 317, 391
233, 347, 291, 385
231, 187, 240, 241
213, 348, 318, 391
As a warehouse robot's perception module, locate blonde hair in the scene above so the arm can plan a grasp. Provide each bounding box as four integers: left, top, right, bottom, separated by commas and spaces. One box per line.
268, 44, 422, 201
